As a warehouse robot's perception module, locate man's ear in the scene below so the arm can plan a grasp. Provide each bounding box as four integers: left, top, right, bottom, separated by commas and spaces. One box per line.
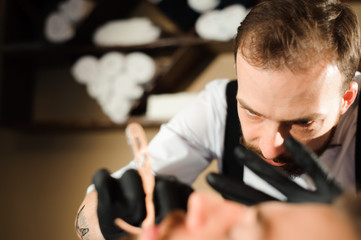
340, 81, 358, 114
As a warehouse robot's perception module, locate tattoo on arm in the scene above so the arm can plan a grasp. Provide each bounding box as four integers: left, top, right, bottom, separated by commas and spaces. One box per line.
76, 205, 90, 240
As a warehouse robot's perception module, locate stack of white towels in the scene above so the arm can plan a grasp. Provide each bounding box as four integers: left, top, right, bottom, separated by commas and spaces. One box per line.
71, 51, 156, 123
45, 0, 250, 43
49, 0, 251, 123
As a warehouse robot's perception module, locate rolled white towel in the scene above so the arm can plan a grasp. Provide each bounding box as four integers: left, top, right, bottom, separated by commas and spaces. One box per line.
102, 95, 134, 123
195, 10, 224, 41
86, 73, 111, 101
113, 73, 144, 100
222, 4, 249, 37
195, 4, 248, 41
71, 55, 99, 84
99, 51, 125, 77
187, 0, 220, 13
93, 17, 161, 46
58, 0, 95, 23
45, 11, 75, 43
124, 52, 156, 84
146, 92, 198, 120
87, 74, 117, 106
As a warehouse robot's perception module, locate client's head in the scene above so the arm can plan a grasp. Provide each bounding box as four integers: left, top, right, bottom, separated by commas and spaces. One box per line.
123, 191, 360, 240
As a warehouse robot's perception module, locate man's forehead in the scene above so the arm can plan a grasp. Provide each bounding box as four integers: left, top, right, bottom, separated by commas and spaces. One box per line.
236, 55, 343, 118
235, 51, 340, 77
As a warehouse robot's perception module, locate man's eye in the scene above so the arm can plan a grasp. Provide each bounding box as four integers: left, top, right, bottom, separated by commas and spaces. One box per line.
245, 109, 258, 117
294, 120, 314, 127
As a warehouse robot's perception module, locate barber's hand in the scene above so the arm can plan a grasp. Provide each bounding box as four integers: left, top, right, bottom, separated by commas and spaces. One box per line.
93, 169, 146, 240
207, 137, 343, 205
153, 175, 194, 224
93, 169, 194, 240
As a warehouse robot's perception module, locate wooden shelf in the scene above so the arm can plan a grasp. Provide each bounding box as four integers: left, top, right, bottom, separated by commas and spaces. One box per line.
1, 37, 223, 56
0, 0, 235, 130
10, 116, 166, 132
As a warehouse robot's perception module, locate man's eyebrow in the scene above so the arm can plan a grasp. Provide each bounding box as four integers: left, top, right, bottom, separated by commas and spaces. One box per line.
236, 97, 325, 123
237, 98, 264, 117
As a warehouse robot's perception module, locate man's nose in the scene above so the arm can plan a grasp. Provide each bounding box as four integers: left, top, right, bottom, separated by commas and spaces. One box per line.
259, 122, 287, 159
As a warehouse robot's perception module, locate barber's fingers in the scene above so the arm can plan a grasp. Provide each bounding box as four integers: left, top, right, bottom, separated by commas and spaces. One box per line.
206, 172, 277, 205
93, 169, 118, 205
92, 169, 146, 239
93, 169, 146, 223
118, 170, 147, 211
284, 138, 328, 184
235, 145, 307, 195
93, 169, 146, 205
153, 175, 194, 224
284, 137, 342, 198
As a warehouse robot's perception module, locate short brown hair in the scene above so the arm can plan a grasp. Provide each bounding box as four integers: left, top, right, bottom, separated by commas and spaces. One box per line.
234, 0, 361, 91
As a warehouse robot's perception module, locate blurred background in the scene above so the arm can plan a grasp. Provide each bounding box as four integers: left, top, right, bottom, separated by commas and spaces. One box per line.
1, 0, 361, 239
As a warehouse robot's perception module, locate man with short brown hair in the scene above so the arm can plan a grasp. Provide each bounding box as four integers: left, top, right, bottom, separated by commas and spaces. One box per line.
76, 1, 361, 239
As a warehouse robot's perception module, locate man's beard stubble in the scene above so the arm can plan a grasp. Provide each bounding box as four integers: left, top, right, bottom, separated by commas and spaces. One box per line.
240, 137, 305, 177
239, 125, 338, 178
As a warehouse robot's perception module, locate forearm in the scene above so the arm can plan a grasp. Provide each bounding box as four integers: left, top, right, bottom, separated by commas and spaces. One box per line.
75, 190, 105, 240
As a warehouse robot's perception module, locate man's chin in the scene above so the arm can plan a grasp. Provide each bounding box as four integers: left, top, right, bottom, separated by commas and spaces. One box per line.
261, 157, 304, 177
241, 139, 304, 177
261, 154, 305, 177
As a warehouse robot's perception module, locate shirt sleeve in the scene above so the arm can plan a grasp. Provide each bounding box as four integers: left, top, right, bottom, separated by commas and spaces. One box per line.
147, 79, 230, 184
87, 79, 230, 193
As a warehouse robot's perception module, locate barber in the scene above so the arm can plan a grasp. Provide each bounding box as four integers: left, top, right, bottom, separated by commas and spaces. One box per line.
75, 0, 361, 239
